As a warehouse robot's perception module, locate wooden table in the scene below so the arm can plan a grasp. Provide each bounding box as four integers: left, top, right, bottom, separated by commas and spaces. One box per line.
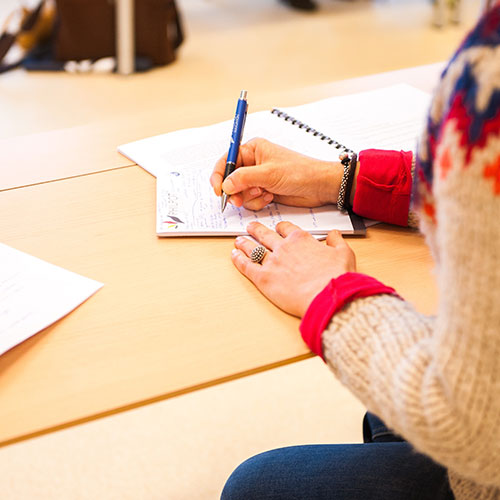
0, 63, 441, 447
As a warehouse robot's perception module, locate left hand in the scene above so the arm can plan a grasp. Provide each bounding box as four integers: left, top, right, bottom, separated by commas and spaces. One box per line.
232, 221, 356, 318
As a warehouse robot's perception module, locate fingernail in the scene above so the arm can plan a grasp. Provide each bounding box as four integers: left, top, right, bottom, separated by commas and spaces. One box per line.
231, 249, 239, 258
235, 237, 244, 245
249, 187, 261, 196
264, 193, 273, 203
222, 178, 234, 193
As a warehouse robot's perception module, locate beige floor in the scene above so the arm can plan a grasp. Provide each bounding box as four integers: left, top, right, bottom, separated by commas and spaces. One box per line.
0, 0, 480, 499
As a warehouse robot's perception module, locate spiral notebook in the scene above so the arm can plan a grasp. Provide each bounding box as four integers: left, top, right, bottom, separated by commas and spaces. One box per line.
269, 108, 355, 157
118, 84, 431, 237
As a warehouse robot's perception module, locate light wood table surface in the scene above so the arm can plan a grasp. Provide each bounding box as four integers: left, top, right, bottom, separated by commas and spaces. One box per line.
0, 64, 441, 447
1, 62, 443, 191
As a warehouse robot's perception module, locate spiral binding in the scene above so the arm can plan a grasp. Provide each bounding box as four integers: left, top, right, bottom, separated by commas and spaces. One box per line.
271, 108, 355, 157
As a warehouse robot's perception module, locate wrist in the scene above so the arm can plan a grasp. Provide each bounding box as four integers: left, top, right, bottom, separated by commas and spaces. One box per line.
300, 273, 401, 360
318, 161, 343, 205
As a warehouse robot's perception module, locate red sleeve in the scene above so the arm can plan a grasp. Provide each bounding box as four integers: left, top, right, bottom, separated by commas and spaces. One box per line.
352, 149, 413, 226
299, 272, 400, 360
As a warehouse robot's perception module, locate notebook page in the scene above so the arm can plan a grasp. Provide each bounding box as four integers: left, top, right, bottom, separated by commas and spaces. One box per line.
118, 109, 345, 178
277, 84, 431, 153
156, 172, 353, 236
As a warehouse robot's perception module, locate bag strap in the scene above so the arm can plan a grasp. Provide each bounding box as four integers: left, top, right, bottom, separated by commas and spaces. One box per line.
0, 0, 46, 72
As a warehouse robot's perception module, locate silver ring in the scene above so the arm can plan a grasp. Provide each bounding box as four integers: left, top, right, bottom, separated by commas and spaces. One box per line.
250, 245, 267, 264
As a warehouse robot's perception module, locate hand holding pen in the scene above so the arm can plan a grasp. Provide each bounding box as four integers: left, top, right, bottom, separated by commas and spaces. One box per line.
220, 90, 248, 212
210, 138, 347, 211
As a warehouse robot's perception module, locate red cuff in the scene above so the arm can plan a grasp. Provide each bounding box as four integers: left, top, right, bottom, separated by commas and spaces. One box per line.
299, 272, 399, 360
353, 149, 413, 226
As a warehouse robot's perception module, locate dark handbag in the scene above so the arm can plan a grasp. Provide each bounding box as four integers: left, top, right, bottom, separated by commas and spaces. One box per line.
0, 0, 184, 73
54, 0, 184, 66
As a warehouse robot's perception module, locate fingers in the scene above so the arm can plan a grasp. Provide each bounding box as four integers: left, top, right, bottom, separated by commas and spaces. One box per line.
234, 236, 258, 256
210, 171, 223, 197
232, 229, 273, 284
325, 229, 356, 270
241, 190, 274, 211
326, 229, 345, 248
222, 166, 262, 196
222, 158, 278, 196
238, 138, 261, 166
210, 152, 228, 197
231, 248, 261, 284
224, 189, 274, 210
227, 193, 244, 207
232, 221, 290, 279
211, 140, 262, 197
246, 222, 283, 251
275, 221, 306, 239
237, 221, 306, 255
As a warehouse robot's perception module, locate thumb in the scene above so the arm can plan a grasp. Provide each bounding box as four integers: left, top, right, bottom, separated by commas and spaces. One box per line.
222, 164, 273, 195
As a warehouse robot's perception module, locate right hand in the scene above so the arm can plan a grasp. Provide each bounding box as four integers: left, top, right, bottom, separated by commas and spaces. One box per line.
210, 138, 344, 211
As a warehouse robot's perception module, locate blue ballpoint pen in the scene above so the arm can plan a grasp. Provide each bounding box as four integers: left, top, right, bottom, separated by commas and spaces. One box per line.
221, 90, 248, 212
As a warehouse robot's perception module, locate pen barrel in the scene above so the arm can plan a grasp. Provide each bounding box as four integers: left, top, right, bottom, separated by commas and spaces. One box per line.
223, 161, 236, 180
226, 98, 248, 165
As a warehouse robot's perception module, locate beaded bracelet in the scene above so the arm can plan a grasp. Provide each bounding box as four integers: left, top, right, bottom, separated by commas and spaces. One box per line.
344, 152, 358, 210
337, 153, 357, 211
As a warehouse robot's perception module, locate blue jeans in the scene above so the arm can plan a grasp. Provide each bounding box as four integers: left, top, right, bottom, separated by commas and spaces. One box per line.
221, 413, 454, 500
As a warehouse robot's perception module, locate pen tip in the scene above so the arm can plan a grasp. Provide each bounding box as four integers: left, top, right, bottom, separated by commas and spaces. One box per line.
221, 193, 228, 213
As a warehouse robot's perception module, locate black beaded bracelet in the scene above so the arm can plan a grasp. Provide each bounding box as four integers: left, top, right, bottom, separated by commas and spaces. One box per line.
337, 153, 357, 212
344, 152, 358, 210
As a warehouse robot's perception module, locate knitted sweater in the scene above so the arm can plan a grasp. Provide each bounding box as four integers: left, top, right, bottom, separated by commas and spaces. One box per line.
302, 6, 500, 499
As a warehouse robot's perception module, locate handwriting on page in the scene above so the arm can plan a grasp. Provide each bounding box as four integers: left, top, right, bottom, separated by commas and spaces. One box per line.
156, 162, 353, 236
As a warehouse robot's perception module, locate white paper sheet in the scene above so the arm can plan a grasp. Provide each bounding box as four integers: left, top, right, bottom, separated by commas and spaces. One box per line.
0, 243, 103, 355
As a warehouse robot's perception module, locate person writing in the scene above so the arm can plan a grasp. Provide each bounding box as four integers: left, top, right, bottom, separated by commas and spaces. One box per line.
210, 4, 500, 499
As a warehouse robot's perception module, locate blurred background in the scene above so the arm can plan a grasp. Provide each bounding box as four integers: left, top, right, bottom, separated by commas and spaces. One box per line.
0, 0, 481, 498
1, 0, 481, 139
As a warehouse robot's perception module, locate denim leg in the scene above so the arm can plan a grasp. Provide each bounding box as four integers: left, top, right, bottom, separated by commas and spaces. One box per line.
363, 412, 405, 443
221, 443, 454, 500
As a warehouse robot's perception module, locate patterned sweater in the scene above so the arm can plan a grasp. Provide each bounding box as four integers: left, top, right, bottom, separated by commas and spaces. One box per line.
301, 5, 500, 499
